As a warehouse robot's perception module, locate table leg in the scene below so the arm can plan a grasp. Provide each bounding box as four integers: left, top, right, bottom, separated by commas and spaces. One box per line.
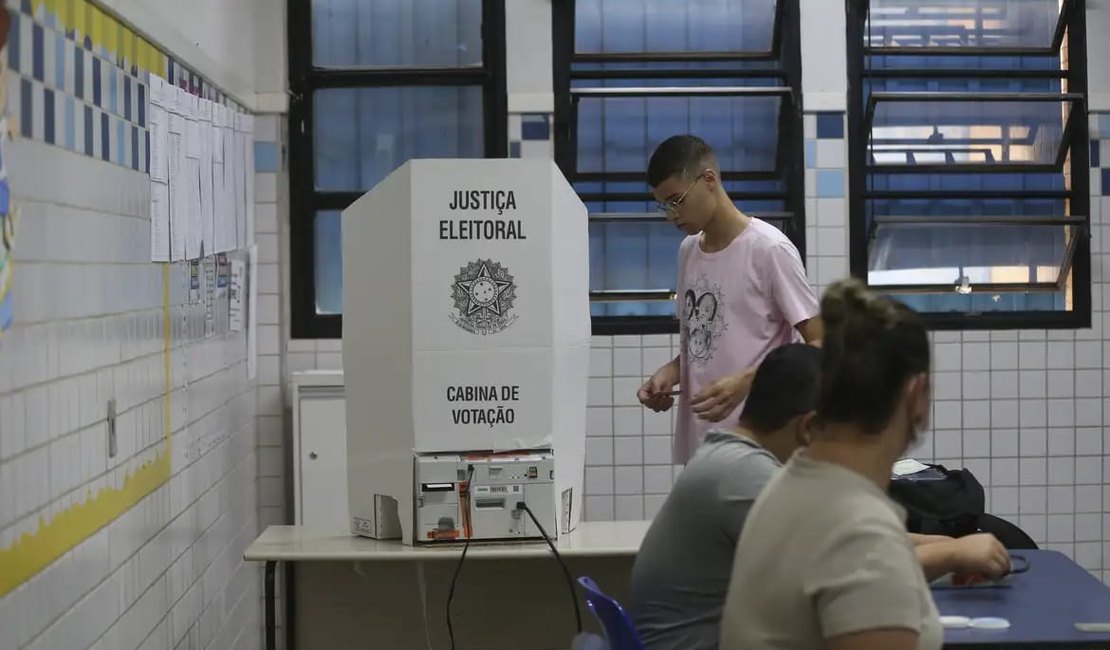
265, 560, 277, 650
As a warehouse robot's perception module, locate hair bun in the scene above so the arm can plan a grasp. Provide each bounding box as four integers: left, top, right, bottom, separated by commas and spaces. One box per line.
821, 277, 899, 330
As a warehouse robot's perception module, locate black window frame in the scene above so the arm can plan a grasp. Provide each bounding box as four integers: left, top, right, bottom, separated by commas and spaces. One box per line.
288, 0, 509, 339
553, 0, 808, 337
846, 0, 1092, 330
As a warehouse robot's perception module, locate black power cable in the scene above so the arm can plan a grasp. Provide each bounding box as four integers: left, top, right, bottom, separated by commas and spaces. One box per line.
517, 501, 583, 634
446, 464, 475, 650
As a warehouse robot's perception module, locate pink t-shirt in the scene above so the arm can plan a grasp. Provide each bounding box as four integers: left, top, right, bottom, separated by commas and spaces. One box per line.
673, 218, 819, 464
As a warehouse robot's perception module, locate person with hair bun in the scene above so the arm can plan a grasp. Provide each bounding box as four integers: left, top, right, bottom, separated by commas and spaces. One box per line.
719, 279, 1011, 650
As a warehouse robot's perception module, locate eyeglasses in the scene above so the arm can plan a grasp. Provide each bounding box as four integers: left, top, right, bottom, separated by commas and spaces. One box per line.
655, 173, 706, 215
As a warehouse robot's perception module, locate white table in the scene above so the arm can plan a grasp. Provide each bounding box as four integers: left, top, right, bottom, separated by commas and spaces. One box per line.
245, 522, 650, 650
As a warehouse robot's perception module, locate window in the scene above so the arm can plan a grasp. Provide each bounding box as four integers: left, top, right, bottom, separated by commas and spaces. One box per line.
288, 0, 507, 338
847, 0, 1091, 329
553, 0, 806, 335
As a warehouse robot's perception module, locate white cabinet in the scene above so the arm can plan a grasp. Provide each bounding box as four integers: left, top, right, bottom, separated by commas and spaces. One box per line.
292, 370, 349, 531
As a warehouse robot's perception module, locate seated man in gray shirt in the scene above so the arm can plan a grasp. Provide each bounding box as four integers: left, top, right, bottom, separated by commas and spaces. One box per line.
627, 344, 1010, 650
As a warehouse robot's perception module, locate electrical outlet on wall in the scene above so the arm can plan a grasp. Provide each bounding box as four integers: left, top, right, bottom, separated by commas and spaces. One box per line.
107, 399, 117, 459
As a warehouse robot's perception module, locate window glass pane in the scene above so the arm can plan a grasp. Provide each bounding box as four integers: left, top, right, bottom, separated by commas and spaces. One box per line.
575, 0, 778, 54
591, 300, 676, 318
312, 0, 483, 67
885, 291, 1065, 313
868, 54, 1061, 73
866, 0, 1063, 50
573, 60, 782, 73
314, 86, 485, 192
868, 96, 1074, 167
314, 211, 343, 315
868, 222, 1073, 287
576, 95, 782, 174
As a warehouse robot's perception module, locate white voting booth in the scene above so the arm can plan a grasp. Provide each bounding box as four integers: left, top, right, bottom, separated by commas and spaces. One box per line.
342, 159, 590, 546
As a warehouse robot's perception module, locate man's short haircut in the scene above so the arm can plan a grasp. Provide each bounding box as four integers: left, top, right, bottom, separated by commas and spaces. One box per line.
647, 134, 716, 188
739, 344, 822, 433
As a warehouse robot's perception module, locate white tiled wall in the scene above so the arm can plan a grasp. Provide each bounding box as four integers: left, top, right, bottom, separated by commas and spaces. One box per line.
251, 113, 288, 648
0, 131, 260, 650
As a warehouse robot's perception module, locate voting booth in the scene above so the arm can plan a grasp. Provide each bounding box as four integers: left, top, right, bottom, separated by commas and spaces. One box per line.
342, 159, 590, 545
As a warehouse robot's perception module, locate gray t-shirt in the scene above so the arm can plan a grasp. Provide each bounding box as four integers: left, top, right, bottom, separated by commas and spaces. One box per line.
628, 430, 782, 650
720, 454, 942, 650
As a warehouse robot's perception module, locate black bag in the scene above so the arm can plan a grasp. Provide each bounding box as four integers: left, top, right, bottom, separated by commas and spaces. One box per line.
977, 513, 1039, 550
888, 464, 984, 538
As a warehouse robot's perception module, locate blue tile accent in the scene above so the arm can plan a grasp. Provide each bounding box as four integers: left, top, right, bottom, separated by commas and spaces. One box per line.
43, 88, 55, 145
145, 130, 150, 173
117, 120, 125, 165
521, 114, 550, 141
109, 65, 118, 115
1100, 114, 1110, 139
74, 46, 83, 99
816, 169, 845, 197
805, 139, 816, 168
816, 113, 844, 140
8, 13, 20, 74
19, 78, 31, 138
509, 141, 521, 158
124, 78, 132, 121
1103, 168, 1110, 196
138, 84, 145, 127
131, 125, 140, 171
64, 96, 75, 150
83, 105, 93, 155
168, 56, 175, 84
83, 35, 92, 51
100, 112, 109, 161
1093, 140, 1102, 169
92, 57, 101, 106
20, 0, 30, 14
254, 141, 279, 173
32, 23, 44, 82
54, 33, 65, 89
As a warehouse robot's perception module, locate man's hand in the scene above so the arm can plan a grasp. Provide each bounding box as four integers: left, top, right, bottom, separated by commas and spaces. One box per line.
690, 368, 755, 422
949, 533, 1012, 580
637, 360, 680, 413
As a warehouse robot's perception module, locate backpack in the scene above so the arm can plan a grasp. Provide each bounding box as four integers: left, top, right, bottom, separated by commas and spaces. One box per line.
888, 464, 984, 538
977, 513, 1039, 550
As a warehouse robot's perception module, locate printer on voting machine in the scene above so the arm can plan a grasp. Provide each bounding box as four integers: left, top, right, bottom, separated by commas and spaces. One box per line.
341, 159, 590, 545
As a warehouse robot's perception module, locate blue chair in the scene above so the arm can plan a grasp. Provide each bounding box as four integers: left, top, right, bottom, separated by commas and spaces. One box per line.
577, 576, 645, 650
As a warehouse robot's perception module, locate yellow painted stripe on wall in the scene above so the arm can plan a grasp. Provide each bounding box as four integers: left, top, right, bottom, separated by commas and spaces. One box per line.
0, 265, 175, 598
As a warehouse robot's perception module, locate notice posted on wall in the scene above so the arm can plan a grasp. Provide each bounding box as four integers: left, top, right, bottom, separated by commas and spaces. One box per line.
229, 257, 245, 333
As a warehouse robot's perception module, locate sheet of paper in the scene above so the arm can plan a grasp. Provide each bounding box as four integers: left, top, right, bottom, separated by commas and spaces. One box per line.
189, 259, 201, 304
149, 106, 168, 183
236, 127, 248, 250
892, 458, 931, 477
167, 119, 186, 262
201, 119, 215, 258
210, 106, 225, 253
229, 257, 244, 332
186, 156, 203, 260
247, 245, 258, 379
149, 74, 168, 109
150, 182, 170, 262
226, 117, 241, 251
204, 255, 216, 338
244, 114, 255, 247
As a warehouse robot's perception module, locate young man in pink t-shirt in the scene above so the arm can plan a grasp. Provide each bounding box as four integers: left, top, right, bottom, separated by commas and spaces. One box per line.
636, 135, 823, 464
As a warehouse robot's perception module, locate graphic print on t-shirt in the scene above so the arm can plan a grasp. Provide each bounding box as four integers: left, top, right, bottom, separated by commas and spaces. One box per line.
682, 275, 727, 368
